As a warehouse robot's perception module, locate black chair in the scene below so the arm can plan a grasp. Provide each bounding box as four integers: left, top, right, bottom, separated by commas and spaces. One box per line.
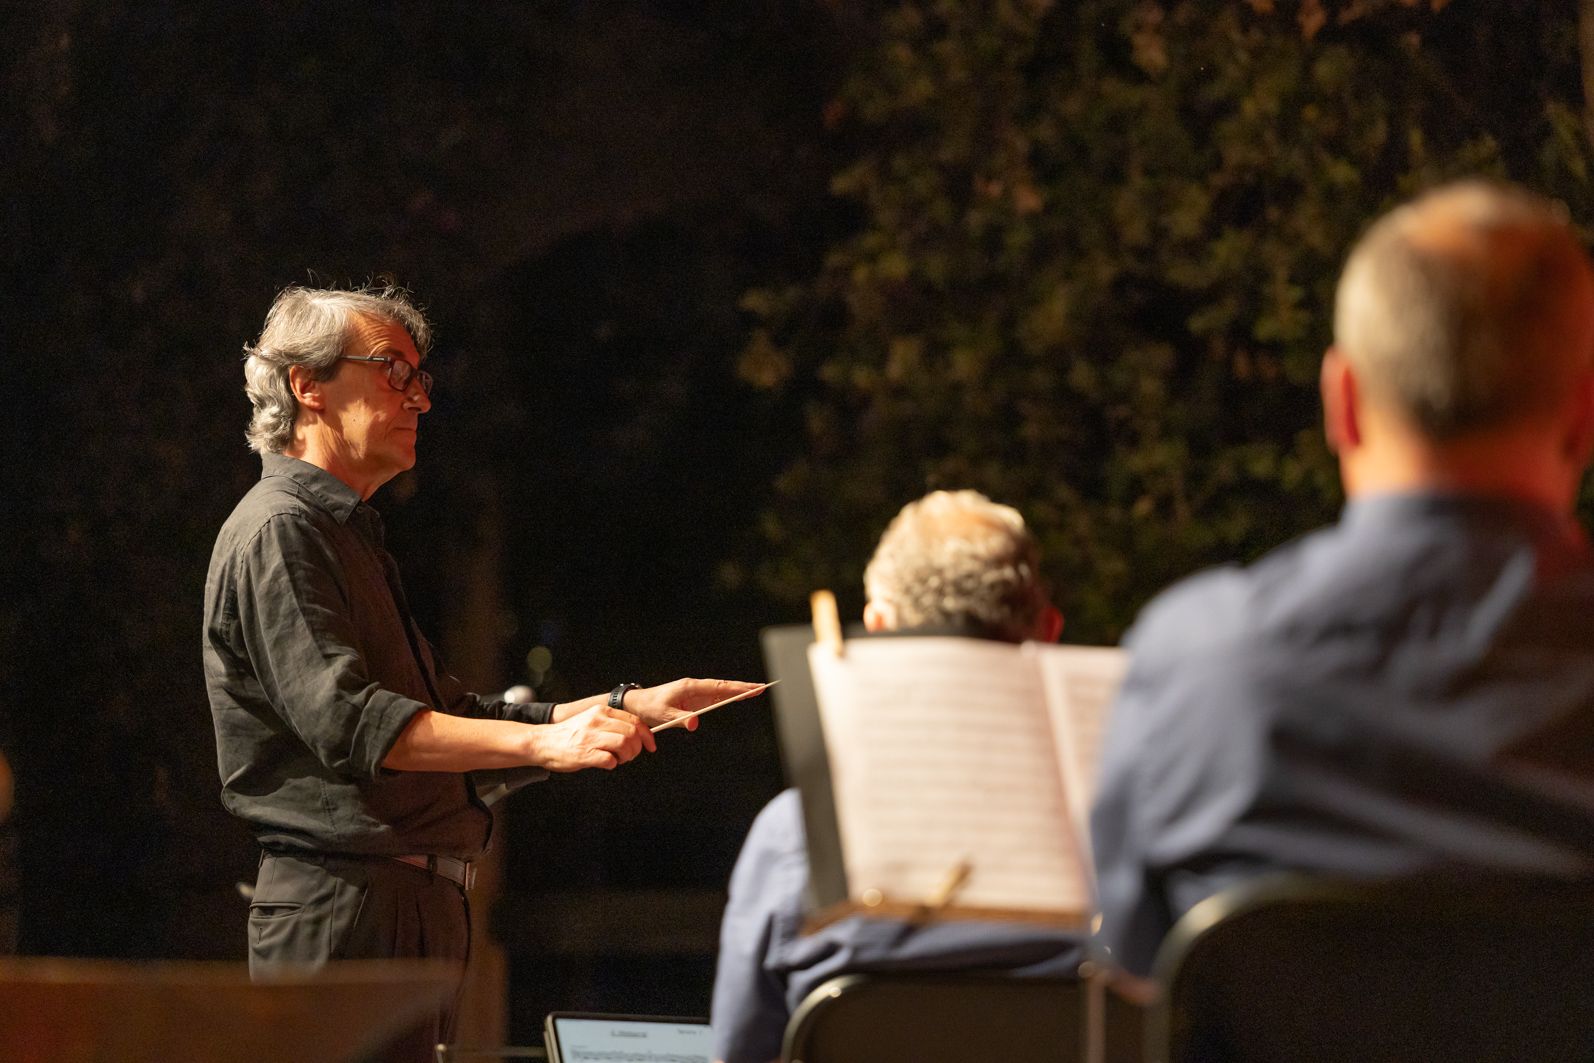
1150, 873, 1594, 1063
782, 971, 1145, 1063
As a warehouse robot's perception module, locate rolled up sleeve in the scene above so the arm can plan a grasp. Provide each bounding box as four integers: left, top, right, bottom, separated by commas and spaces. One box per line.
235, 514, 426, 779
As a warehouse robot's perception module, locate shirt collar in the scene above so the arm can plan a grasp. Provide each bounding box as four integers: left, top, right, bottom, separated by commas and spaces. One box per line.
1342, 490, 1587, 551
260, 453, 366, 525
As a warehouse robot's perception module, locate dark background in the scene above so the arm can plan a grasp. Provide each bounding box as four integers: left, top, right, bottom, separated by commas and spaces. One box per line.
2, 1, 845, 1029
4, 0, 1593, 1044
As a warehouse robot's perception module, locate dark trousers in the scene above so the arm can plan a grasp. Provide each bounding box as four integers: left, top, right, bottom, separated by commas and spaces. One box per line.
250, 850, 470, 1063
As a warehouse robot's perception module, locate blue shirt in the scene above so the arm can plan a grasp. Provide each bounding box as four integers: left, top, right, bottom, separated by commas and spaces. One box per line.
1090, 493, 1594, 977
711, 788, 1081, 1063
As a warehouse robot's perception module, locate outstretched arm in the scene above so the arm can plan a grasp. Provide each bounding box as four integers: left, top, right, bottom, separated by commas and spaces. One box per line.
551, 677, 766, 731
383, 704, 654, 773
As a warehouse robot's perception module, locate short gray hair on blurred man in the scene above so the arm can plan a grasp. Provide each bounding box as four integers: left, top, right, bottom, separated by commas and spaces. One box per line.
1333, 180, 1594, 439
863, 489, 1047, 642
241, 284, 433, 454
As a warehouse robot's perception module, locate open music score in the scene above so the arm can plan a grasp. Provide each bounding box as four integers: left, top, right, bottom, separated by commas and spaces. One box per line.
803, 637, 1127, 928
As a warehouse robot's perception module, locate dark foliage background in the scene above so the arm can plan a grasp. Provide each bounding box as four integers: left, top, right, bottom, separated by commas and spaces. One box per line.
3, 0, 1593, 1040
735, 0, 1594, 640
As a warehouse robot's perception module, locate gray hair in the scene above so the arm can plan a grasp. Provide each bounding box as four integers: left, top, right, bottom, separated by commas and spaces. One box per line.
1333, 180, 1594, 439
242, 284, 433, 454
864, 490, 1046, 642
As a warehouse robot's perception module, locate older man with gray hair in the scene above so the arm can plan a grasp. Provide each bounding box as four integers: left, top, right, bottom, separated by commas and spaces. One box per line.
710, 489, 1070, 1063
1090, 180, 1594, 978
204, 285, 757, 1056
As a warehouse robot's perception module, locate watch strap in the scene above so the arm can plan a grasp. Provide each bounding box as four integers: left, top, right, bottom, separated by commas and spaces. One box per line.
608, 682, 642, 710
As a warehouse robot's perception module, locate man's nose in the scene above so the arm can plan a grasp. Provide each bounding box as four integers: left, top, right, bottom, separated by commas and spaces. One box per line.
406, 382, 432, 413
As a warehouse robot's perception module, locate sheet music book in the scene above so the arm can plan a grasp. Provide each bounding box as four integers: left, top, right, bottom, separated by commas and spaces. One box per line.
768, 631, 1126, 930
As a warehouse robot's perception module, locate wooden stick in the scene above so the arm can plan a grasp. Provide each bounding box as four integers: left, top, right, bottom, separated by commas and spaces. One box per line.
926, 859, 973, 910
650, 681, 779, 733
811, 589, 844, 656
902, 859, 974, 927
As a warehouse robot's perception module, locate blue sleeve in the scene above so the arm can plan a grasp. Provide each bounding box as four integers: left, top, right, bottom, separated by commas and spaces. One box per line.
1089, 633, 1175, 977
1090, 569, 1264, 977
712, 790, 809, 1063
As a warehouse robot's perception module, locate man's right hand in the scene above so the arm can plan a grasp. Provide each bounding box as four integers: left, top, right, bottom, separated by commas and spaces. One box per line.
528, 705, 654, 772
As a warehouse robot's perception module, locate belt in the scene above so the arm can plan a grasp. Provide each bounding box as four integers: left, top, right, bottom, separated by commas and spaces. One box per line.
390, 854, 477, 891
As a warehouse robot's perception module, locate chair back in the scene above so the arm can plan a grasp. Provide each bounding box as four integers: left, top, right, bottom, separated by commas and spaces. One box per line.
783, 971, 1143, 1063
1151, 873, 1594, 1063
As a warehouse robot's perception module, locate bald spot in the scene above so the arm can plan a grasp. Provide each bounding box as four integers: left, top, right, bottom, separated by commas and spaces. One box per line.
1334, 182, 1594, 439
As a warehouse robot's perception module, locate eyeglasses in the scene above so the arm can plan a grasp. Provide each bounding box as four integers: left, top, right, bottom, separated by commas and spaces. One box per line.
339, 355, 434, 397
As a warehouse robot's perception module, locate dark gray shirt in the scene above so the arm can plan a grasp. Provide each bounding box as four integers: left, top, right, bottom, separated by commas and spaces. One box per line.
204, 454, 553, 859
1091, 493, 1594, 976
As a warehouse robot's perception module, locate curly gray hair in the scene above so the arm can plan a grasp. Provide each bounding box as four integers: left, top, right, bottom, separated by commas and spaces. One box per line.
864, 490, 1047, 642
242, 284, 433, 454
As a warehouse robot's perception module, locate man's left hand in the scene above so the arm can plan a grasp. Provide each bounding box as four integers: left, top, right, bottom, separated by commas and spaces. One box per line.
623, 678, 765, 732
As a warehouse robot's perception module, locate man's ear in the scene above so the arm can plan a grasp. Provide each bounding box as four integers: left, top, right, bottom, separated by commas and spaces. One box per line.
1561, 370, 1594, 472
288, 365, 326, 412
1035, 604, 1064, 644
863, 600, 894, 633
1320, 347, 1362, 455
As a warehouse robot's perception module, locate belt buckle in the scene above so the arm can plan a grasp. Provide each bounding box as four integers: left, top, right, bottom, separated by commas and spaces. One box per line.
462, 861, 477, 891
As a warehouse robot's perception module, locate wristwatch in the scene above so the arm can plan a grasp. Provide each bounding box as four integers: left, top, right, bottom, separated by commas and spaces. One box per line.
608, 682, 642, 710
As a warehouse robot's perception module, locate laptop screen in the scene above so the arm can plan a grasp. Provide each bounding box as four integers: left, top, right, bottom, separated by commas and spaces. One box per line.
543, 1013, 713, 1063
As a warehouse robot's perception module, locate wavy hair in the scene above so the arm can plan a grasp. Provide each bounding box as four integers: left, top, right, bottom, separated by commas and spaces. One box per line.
241, 284, 432, 454
864, 490, 1047, 642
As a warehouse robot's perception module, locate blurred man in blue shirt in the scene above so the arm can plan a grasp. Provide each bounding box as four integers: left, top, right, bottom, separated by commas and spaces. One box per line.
1091, 181, 1594, 977
711, 490, 1076, 1063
